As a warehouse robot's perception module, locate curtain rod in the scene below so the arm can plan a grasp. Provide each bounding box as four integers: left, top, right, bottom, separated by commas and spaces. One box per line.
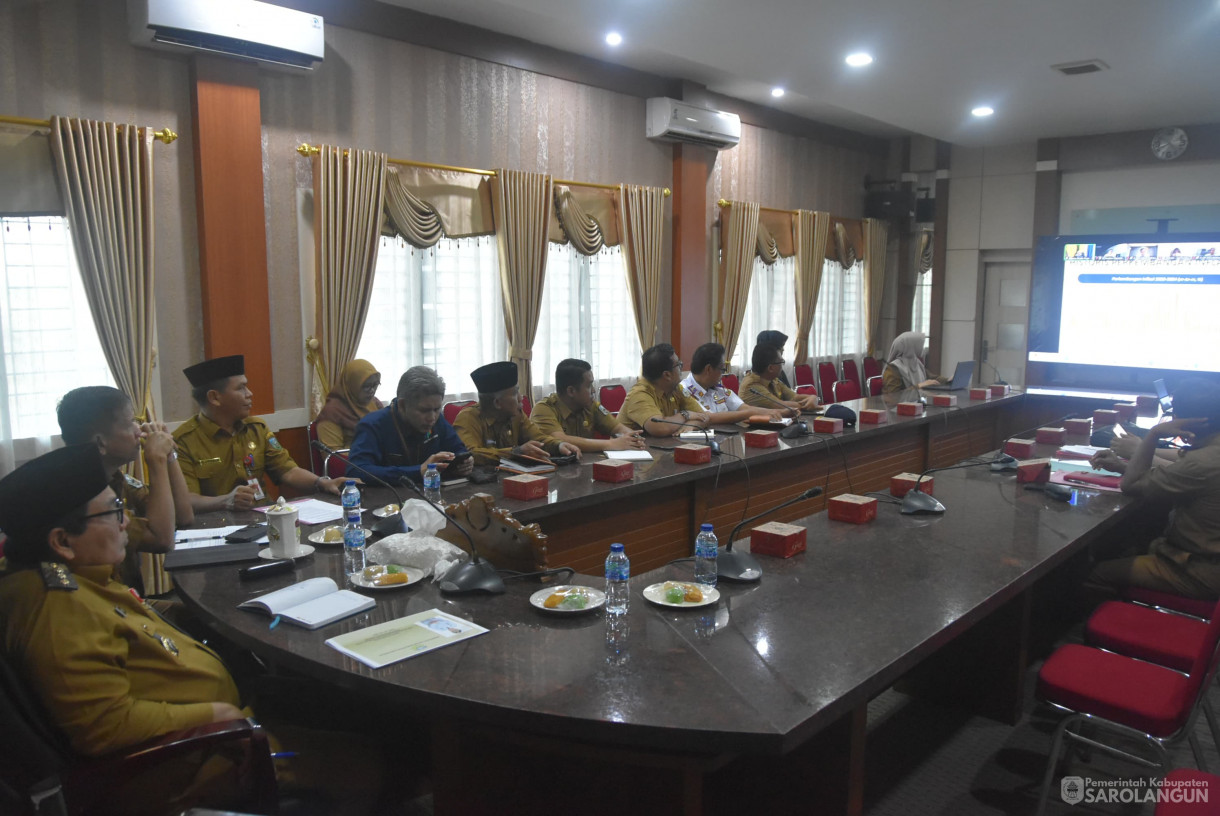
717, 198, 798, 216
297, 143, 669, 196
0, 115, 178, 145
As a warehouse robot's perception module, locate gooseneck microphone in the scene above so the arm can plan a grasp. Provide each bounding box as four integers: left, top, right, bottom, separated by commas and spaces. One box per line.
312, 440, 408, 536
311, 441, 503, 594
721, 486, 823, 582
748, 387, 800, 418
991, 411, 1079, 472
978, 359, 1008, 386
649, 416, 719, 455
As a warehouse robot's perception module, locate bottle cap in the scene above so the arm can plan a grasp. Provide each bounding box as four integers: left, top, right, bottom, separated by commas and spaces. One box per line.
700, 523, 713, 532
427, 463, 437, 470
610, 542, 624, 552
345, 479, 356, 486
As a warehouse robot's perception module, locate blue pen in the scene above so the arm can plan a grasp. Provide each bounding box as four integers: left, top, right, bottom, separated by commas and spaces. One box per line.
269, 615, 281, 630
270, 751, 298, 759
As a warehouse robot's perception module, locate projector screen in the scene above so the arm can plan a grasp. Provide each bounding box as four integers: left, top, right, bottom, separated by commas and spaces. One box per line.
1027, 233, 1220, 391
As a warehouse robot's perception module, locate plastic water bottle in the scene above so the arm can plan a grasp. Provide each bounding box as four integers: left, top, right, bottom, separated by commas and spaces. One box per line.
605, 542, 630, 614
342, 508, 366, 576
694, 523, 718, 587
340, 479, 361, 515
423, 463, 442, 504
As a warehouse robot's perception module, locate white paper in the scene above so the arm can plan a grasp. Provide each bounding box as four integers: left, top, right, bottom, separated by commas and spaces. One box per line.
1060, 445, 1106, 456
604, 450, 653, 461
174, 525, 269, 549
326, 609, 488, 669
254, 498, 344, 525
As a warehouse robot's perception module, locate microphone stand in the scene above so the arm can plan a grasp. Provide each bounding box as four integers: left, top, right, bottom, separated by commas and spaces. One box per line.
722, 486, 823, 582
311, 441, 504, 594
978, 359, 1008, 386
311, 440, 407, 536
749, 388, 808, 437
991, 411, 1079, 472
649, 416, 720, 455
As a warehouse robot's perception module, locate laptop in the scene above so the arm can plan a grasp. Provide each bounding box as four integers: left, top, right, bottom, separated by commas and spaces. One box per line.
923, 361, 975, 391
1153, 378, 1173, 414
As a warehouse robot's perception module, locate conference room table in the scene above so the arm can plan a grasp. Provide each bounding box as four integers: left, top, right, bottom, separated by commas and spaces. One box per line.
172, 424, 1136, 816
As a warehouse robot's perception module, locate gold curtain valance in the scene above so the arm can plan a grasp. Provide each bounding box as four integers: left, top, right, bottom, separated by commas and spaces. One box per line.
717, 199, 856, 263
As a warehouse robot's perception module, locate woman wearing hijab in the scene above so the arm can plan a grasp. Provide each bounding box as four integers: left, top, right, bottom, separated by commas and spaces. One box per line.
315, 359, 383, 449
881, 332, 948, 394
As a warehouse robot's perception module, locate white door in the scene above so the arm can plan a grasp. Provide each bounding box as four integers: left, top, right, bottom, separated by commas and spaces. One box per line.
979, 261, 1031, 387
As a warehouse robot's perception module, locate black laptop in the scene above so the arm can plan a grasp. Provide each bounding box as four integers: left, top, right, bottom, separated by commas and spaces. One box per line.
923, 361, 975, 391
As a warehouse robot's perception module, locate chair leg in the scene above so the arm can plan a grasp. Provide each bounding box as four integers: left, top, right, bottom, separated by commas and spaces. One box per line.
1036, 716, 1076, 816
1189, 730, 1209, 773
1203, 697, 1220, 751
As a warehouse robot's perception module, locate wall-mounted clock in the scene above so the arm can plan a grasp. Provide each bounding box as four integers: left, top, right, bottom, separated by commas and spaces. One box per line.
1151, 127, 1188, 161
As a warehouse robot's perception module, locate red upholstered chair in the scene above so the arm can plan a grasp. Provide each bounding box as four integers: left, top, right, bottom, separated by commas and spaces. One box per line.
841, 359, 862, 394
443, 400, 475, 426
722, 374, 740, 395
1154, 769, 1220, 815
796, 385, 818, 396
867, 375, 883, 396
817, 362, 837, 403
520, 395, 532, 417
598, 384, 626, 414
862, 356, 882, 381
1123, 587, 1216, 621
793, 364, 814, 389
306, 421, 348, 477
831, 380, 860, 402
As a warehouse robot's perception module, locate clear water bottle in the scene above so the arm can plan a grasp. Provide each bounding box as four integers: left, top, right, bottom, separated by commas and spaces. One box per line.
604, 542, 630, 614
694, 523, 718, 587
342, 507, 366, 576
423, 463, 442, 504
340, 479, 361, 515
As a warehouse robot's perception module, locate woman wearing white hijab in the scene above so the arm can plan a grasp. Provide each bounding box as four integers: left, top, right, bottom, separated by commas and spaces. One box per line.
882, 332, 948, 393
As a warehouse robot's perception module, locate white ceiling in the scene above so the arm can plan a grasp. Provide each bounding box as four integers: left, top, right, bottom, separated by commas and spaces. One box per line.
375, 0, 1220, 146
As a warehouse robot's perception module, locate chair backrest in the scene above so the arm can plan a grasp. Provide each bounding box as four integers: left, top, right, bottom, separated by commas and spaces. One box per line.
862, 356, 882, 381
793, 364, 814, 388
306, 421, 324, 475
0, 650, 71, 810
796, 385, 818, 396
443, 400, 475, 426
721, 374, 740, 395
832, 379, 861, 402
598, 384, 627, 414
436, 492, 549, 574
323, 450, 348, 479
817, 363, 838, 403
842, 359, 862, 392
867, 375, 884, 396
520, 395, 532, 417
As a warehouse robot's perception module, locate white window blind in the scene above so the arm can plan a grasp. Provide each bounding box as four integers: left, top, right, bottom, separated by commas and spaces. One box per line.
912, 270, 933, 338
731, 255, 798, 375
809, 259, 867, 367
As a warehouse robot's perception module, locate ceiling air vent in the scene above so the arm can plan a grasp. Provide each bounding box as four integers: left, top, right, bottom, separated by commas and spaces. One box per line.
1051, 59, 1109, 76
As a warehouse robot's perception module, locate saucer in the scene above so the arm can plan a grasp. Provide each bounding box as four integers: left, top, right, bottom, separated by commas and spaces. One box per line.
258, 543, 315, 561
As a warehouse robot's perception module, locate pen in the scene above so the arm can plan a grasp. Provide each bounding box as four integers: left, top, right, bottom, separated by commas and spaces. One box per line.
175, 534, 227, 544
270, 751, 298, 759
269, 615, 281, 630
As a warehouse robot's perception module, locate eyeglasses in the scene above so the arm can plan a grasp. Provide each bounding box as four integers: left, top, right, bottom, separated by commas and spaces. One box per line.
719, 363, 729, 373
78, 497, 125, 525
771, 359, 786, 368
672, 360, 684, 372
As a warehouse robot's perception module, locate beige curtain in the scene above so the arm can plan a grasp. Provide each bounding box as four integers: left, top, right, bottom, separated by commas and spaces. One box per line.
617, 184, 666, 350
833, 221, 858, 267
383, 166, 444, 248
387, 165, 494, 238
554, 187, 605, 255
312, 146, 388, 405
862, 217, 890, 356
756, 219, 780, 265
492, 169, 553, 395
716, 200, 760, 362
917, 229, 934, 274
792, 210, 831, 365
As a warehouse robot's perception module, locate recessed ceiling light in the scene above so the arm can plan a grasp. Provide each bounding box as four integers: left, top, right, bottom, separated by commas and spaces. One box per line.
605, 32, 622, 47
971, 106, 995, 117
845, 52, 873, 67
771, 87, 785, 98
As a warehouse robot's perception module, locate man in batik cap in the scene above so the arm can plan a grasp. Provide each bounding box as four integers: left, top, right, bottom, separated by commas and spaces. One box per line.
173, 355, 344, 511
452, 360, 579, 466
757, 329, 793, 387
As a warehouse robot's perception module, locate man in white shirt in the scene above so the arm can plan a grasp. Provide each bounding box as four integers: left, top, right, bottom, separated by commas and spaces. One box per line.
681, 343, 786, 425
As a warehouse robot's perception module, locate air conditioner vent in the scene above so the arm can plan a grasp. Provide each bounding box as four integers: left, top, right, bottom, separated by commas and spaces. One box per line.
1052, 59, 1109, 76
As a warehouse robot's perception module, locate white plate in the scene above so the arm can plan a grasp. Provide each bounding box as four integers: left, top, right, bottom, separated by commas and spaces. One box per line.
308, 526, 374, 545
349, 565, 425, 590
371, 504, 401, 518
529, 585, 606, 614
643, 581, 720, 608
257, 543, 315, 561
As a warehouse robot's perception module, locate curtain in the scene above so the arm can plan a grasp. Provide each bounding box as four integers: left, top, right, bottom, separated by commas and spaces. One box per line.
792, 210, 830, 366
733, 255, 797, 375
386, 165, 494, 239
756, 219, 780, 265
554, 187, 604, 256
917, 229, 934, 274
383, 166, 444, 248
862, 217, 890, 356
492, 169, 553, 395
312, 146, 388, 409
617, 183, 666, 351
716, 200, 760, 362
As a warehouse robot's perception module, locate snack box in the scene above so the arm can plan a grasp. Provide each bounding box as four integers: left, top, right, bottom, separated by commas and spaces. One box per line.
1112, 402, 1138, 422
859, 408, 887, 424
1063, 418, 1093, 437
503, 473, 549, 500
749, 521, 807, 559
1093, 409, 1120, 427
931, 394, 957, 408
969, 387, 992, 401
744, 429, 779, 448
812, 416, 844, 434
592, 459, 633, 483
1015, 458, 1052, 484
828, 494, 878, 524
989, 384, 1011, 397
891, 472, 933, 498
896, 402, 924, 416
673, 443, 712, 465
1035, 427, 1067, 445
1004, 438, 1036, 458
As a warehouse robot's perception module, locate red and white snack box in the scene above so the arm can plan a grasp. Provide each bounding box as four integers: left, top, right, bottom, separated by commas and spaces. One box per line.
896, 402, 924, 416
502, 473, 549, 500
1015, 458, 1052, 484
592, 459, 633, 483
1064, 418, 1093, 436
1004, 438, 1036, 458
1112, 402, 1137, 422
890, 472, 934, 498
989, 384, 1011, 397
969, 387, 992, 400
1136, 395, 1159, 416
828, 494, 878, 524
750, 521, 807, 558
859, 408, 887, 424
1093, 409, 1120, 426
744, 429, 779, 448
673, 443, 712, 464
812, 416, 844, 434
1035, 427, 1067, 445
931, 394, 958, 407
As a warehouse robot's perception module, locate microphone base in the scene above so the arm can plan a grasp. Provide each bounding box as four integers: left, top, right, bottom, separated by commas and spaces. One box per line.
717, 549, 763, 583
900, 490, 946, 515
990, 454, 1019, 472
371, 514, 406, 537
439, 559, 506, 595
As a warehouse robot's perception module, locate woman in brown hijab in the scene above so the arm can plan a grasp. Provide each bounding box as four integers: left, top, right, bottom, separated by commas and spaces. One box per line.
315, 359, 383, 449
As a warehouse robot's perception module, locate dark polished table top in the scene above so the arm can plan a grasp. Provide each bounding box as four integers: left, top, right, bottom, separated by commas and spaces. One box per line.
173, 449, 1129, 757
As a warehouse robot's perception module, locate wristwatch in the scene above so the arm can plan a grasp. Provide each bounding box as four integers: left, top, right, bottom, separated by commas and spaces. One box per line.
679, 410, 690, 421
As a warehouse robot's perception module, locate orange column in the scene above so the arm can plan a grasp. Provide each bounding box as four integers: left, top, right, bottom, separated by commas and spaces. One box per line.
670, 143, 712, 362
190, 56, 275, 412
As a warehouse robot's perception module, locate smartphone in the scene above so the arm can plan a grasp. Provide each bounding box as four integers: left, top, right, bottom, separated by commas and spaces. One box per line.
450, 451, 473, 467
238, 559, 293, 580
224, 523, 268, 543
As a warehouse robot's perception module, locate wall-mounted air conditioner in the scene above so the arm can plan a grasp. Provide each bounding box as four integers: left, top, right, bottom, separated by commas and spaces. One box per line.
128, 0, 324, 70
646, 98, 741, 150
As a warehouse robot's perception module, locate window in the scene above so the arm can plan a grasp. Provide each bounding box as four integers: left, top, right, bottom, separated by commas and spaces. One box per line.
731, 256, 798, 375
912, 270, 933, 337
809, 259, 867, 365
0, 216, 114, 440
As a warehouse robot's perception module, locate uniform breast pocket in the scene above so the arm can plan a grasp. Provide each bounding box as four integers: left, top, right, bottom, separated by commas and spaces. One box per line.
194, 458, 225, 483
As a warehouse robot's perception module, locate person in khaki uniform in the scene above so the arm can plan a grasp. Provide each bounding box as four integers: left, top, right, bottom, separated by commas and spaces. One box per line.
173, 355, 344, 512
56, 386, 195, 592
531, 359, 646, 453
740, 343, 820, 413
618, 343, 712, 436
453, 361, 580, 466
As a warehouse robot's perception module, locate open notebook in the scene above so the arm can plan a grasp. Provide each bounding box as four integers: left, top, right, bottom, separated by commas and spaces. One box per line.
238, 577, 374, 629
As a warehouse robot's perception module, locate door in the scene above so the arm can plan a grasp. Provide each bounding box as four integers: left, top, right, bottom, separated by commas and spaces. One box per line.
980, 261, 1031, 387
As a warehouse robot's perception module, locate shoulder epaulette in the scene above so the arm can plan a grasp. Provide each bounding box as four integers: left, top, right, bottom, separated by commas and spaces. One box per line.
39, 562, 77, 591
